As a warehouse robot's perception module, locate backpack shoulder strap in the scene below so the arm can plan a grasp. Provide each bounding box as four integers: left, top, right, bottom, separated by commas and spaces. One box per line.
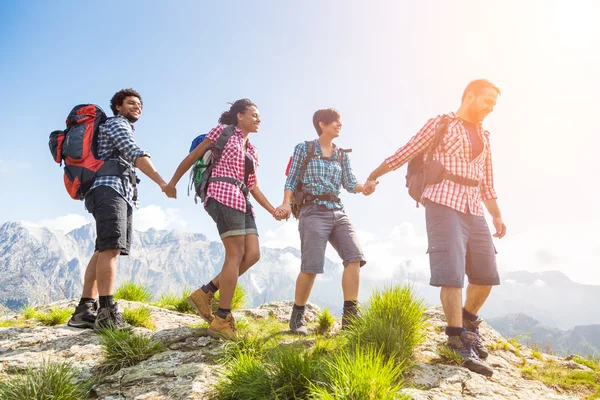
294, 141, 316, 192
425, 114, 449, 163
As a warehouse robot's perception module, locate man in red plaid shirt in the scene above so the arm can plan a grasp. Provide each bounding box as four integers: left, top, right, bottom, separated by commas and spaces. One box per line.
366, 79, 506, 376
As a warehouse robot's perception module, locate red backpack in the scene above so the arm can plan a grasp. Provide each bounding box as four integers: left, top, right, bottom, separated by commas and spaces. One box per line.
49, 104, 122, 200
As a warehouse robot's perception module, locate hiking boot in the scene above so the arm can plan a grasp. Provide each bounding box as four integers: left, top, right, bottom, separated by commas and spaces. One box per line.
93, 303, 132, 332
446, 331, 494, 376
342, 305, 359, 331
447, 331, 494, 377
207, 313, 238, 340
67, 301, 98, 329
187, 288, 215, 323
289, 307, 308, 335
463, 316, 489, 359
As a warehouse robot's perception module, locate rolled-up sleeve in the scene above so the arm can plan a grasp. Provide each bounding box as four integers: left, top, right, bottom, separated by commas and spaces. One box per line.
284, 143, 306, 192
480, 144, 498, 200
341, 151, 358, 193
106, 118, 148, 163
385, 116, 440, 171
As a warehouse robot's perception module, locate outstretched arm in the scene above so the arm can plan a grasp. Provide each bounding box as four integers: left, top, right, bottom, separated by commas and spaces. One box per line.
163, 138, 212, 198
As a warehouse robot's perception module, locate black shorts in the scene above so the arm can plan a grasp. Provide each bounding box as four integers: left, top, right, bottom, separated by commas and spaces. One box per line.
205, 198, 258, 239
85, 186, 132, 255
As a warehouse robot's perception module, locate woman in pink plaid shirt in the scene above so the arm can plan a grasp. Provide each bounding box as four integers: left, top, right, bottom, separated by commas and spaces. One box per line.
164, 99, 282, 340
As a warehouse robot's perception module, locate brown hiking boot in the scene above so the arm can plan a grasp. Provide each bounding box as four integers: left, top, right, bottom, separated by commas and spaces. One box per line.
447, 331, 494, 377
207, 313, 238, 341
187, 288, 214, 323
463, 316, 489, 359
341, 305, 359, 331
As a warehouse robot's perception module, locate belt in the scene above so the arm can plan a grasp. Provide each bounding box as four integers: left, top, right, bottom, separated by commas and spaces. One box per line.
443, 172, 480, 187
303, 193, 341, 204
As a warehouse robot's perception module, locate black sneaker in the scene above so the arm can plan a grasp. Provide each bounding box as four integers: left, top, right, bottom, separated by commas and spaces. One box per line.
463, 317, 489, 359
289, 308, 307, 335
341, 305, 359, 331
447, 331, 494, 377
93, 303, 132, 332
67, 301, 98, 329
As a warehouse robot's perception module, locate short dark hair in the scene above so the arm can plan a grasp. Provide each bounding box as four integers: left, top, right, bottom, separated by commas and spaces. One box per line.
461, 79, 501, 103
218, 99, 257, 126
312, 108, 341, 136
110, 88, 143, 115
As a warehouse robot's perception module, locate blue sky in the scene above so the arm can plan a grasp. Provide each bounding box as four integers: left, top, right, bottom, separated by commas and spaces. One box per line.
1, 1, 599, 284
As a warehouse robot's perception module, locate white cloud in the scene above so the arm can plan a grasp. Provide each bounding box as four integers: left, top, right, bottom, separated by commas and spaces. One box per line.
22, 213, 92, 233
133, 205, 187, 232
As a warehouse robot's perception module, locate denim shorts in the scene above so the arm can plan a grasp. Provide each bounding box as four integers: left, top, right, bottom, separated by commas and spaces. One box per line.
298, 203, 366, 274
206, 198, 258, 239
85, 186, 132, 255
425, 200, 499, 288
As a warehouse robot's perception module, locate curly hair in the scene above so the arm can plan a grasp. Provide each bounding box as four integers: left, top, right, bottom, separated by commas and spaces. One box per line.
218, 99, 257, 126
110, 88, 143, 116
461, 79, 500, 103
312, 108, 341, 136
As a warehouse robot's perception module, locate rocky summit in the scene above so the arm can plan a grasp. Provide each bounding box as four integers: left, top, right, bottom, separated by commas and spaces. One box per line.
0, 300, 593, 399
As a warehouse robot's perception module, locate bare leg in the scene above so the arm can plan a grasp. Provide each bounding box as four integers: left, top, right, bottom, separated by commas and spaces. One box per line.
218, 235, 246, 309
294, 272, 317, 306
81, 252, 99, 298
211, 234, 260, 289
464, 284, 492, 316
341, 262, 360, 301
96, 249, 121, 296
440, 286, 463, 327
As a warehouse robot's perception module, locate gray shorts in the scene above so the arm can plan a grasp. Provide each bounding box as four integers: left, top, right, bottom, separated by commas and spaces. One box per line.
206, 198, 258, 239
298, 203, 366, 274
425, 200, 500, 288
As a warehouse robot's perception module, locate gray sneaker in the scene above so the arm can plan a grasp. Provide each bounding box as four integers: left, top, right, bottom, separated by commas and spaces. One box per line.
94, 303, 132, 332
463, 317, 489, 359
289, 307, 307, 335
342, 305, 359, 331
67, 301, 98, 329
447, 331, 494, 377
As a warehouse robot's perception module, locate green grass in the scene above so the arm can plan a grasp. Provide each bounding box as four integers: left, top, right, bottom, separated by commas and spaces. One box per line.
212, 285, 247, 313
573, 356, 599, 372
531, 345, 543, 361
346, 285, 426, 366
316, 308, 335, 335
215, 352, 272, 400
99, 329, 165, 374
309, 345, 408, 400
188, 321, 210, 330
437, 344, 463, 365
34, 307, 72, 326
154, 288, 194, 313
114, 282, 153, 303
0, 318, 29, 328
23, 306, 37, 320
0, 359, 94, 400
270, 344, 327, 399
522, 360, 600, 400
122, 306, 155, 330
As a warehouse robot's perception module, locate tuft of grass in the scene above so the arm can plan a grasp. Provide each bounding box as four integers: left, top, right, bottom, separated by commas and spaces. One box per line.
0, 359, 94, 400
122, 306, 155, 330
437, 344, 463, 365
99, 329, 165, 374
270, 344, 327, 399
212, 285, 247, 313
309, 345, 408, 400
0, 319, 29, 328
573, 356, 600, 372
188, 321, 210, 330
313, 335, 348, 358
522, 361, 600, 399
215, 352, 272, 400
35, 307, 72, 326
346, 285, 426, 366
316, 308, 335, 335
114, 281, 153, 303
531, 345, 543, 361
154, 288, 194, 314
23, 306, 37, 320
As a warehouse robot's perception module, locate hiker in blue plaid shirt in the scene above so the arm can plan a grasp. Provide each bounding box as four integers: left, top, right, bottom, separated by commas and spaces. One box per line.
275, 108, 376, 335
68, 88, 172, 332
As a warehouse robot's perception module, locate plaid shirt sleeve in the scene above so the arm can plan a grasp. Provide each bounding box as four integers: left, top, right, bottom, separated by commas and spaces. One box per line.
284, 142, 307, 192
385, 116, 440, 170
106, 118, 149, 162
480, 135, 498, 201
341, 151, 358, 193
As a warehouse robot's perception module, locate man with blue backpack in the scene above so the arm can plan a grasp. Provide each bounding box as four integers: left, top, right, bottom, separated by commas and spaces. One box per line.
52, 88, 172, 331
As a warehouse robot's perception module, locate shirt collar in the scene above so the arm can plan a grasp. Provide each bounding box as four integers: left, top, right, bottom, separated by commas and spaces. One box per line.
115, 114, 135, 130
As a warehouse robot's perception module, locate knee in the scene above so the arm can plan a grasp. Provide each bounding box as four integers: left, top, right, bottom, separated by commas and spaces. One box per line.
225, 246, 245, 264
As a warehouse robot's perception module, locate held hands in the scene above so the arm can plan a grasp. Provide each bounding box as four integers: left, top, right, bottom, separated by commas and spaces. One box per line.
162, 182, 177, 199
362, 179, 379, 196
273, 203, 291, 221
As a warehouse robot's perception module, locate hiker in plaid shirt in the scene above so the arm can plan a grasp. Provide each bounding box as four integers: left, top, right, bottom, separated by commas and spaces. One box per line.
366, 79, 506, 377
163, 99, 281, 340
275, 108, 375, 335
68, 88, 170, 332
